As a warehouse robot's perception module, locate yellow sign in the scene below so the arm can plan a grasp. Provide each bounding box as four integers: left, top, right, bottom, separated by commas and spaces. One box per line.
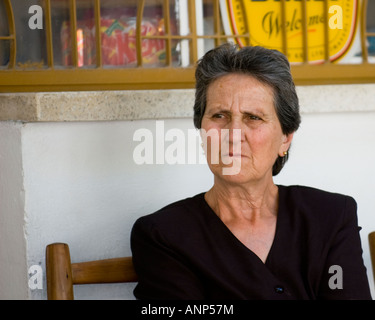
221, 0, 358, 63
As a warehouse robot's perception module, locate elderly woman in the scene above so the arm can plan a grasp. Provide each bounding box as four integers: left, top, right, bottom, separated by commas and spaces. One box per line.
131, 43, 371, 299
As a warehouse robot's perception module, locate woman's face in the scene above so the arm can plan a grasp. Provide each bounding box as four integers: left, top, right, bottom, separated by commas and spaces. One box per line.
201, 73, 293, 185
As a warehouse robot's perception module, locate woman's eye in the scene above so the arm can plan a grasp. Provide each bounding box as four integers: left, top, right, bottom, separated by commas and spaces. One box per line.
212, 113, 225, 119
247, 114, 262, 121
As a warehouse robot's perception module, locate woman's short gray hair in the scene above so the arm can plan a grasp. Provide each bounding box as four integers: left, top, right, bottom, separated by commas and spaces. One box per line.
193, 43, 301, 176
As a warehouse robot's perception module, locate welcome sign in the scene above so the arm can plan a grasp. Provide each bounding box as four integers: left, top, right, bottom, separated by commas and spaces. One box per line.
220, 0, 358, 63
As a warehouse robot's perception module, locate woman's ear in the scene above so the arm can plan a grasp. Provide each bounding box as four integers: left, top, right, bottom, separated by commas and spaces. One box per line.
279, 132, 294, 157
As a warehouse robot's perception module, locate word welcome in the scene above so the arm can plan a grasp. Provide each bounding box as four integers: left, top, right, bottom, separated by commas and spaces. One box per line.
263, 5, 343, 38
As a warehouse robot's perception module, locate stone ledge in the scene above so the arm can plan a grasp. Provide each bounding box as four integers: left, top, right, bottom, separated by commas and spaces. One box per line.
0, 84, 374, 122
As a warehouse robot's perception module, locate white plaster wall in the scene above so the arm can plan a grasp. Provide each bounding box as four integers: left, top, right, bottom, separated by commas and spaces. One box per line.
22, 120, 213, 299
19, 112, 375, 300
0, 121, 28, 299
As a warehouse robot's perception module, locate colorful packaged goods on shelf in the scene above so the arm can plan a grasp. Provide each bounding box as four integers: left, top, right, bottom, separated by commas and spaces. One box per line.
61, 16, 166, 67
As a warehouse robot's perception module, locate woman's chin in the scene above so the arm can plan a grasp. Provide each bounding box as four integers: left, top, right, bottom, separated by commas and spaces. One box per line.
210, 166, 256, 185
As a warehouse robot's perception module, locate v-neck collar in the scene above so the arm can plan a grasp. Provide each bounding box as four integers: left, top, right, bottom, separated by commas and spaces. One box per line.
199, 185, 285, 266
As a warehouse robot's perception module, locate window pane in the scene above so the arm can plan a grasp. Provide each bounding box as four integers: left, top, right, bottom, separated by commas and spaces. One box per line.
53, 0, 97, 68
142, 0, 167, 67
367, 0, 375, 62
0, 1, 10, 68
172, 38, 190, 67
100, 1, 137, 67
169, 0, 188, 36
142, 39, 167, 67
201, 0, 217, 56
10, 0, 47, 69
76, 0, 96, 67
52, 0, 70, 67
0, 1, 10, 36
0, 40, 10, 68
367, 0, 375, 31
100, 0, 171, 68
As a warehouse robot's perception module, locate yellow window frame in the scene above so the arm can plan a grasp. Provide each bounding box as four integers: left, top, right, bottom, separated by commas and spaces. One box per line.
0, 0, 374, 93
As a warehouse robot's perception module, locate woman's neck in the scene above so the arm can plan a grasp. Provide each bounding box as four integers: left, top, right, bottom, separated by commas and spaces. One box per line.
204, 177, 279, 223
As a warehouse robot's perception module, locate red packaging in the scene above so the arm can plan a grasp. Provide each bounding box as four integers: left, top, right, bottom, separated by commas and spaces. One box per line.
61, 15, 167, 67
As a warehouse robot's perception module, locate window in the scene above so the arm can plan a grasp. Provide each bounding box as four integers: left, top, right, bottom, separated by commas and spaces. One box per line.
0, 0, 374, 92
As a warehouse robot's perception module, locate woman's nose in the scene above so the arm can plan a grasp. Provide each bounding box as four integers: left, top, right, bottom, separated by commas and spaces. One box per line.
226, 117, 246, 143
219, 120, 245, 155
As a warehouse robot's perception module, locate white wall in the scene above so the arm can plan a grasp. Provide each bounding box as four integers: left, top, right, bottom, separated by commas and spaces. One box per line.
0, 122, 28, 299
17, 112, 375, 299
22, 120, 213, 299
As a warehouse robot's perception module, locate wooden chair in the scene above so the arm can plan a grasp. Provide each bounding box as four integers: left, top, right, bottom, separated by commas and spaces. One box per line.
45, 242, 138, 300
369, 232, 375, 285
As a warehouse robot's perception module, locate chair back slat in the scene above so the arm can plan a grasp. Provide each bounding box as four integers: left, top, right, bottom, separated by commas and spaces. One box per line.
46, 242, 137, 300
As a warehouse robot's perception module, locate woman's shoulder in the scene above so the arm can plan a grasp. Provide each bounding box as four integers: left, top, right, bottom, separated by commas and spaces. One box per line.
279, 184, 356, 205
278, 184, 357, 225
132, 193, 206, 234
